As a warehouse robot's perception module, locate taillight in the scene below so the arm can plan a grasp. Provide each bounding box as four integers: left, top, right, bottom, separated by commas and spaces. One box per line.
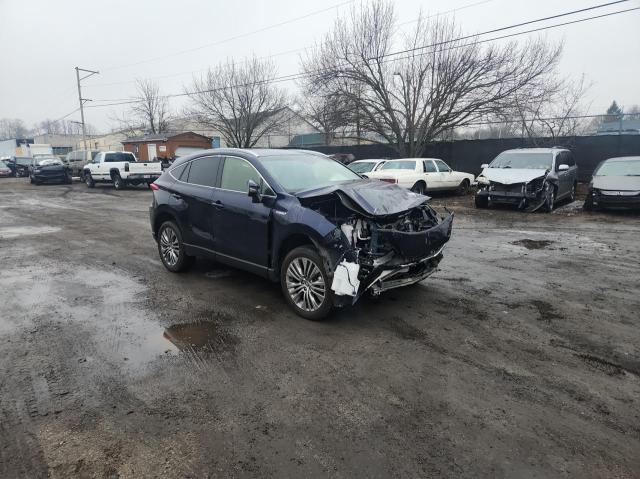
149, 182, 159, 191
124, 162, 130, 172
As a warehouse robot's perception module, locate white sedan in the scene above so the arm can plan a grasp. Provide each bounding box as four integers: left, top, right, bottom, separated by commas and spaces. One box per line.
347, 159, 387, 174
367, 158, 475, 195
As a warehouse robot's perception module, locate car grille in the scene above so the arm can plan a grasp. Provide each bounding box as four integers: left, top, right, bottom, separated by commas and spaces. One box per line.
490, 182, 523, 193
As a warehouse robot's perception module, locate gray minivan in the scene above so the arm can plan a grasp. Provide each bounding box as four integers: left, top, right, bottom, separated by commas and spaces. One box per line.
475, 147, 578, 212
65, 150, 100, 177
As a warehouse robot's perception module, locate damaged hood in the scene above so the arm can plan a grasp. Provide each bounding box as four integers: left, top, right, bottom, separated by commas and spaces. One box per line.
479, 168, 548, 185
592, 175, 640, 191
295, 179, 429, 217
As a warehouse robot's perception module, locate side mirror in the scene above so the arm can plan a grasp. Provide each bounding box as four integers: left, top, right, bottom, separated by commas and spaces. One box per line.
247, 179, 262, 203
558, 164, 569, 171
481, 163, 489, 169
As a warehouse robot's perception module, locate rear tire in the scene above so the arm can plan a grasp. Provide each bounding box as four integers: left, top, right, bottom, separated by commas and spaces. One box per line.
157, 221, 194, 272
411, 181, 427, 195
281, 246, 333, 321
85, 172, 95, 188
475, 194, 488, 208
583, 194, 596, 211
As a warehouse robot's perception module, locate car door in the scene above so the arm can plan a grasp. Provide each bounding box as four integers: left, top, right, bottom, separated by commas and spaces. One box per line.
423, 159, 444, 190
212, 156, 274, 272
554, 151, 572, 198
434, 159, 457, 189
174, 156, 221, 250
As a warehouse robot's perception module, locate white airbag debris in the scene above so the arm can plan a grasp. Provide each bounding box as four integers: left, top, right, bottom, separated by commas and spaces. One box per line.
331, 261, 360, 296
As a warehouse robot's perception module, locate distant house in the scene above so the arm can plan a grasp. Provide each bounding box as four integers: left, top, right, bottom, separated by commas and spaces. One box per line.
121, 132, 212, 161
33, 134, 82, 156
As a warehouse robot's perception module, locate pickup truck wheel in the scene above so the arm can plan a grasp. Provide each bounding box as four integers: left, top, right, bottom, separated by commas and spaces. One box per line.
158, 221, 194, 272
411, 182, 426, 195
281, 246, 332, 321
85, 173, 95, 188
457, 179, 470, 196
113, 174, 125, 190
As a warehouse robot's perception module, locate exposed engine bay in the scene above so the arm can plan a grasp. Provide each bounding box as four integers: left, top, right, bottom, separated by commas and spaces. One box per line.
299, 190, 453, 305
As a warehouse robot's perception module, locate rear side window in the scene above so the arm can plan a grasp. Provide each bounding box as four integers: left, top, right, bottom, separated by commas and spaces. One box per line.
423, 160, 437, 172
105, 152, 135, 163
169, 163, 188, 180
221, 157, 273, 195
185, 156, 221, 187
91, 151, 99, 161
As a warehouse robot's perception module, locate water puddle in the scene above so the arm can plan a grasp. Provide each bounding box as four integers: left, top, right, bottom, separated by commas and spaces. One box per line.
163, 321, 238, 355
510, 239, 554, 250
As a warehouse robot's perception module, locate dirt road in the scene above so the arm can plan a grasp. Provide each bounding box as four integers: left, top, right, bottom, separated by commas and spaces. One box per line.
1, 178, 639, 478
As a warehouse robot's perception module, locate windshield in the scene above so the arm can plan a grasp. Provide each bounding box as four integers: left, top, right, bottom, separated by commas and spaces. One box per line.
380, 160, 415, 170
15, 157, 32, 166
105, 152, 136, 162
0, 160, 9, 168
595, 159, 640, 176
36, 158, 62, 166
489, 152, 552, 170
349, 162, 376, 173
260, 154, 361, 193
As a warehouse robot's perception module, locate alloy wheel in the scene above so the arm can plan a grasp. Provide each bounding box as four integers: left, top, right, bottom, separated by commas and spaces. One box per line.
160, 226, 180, 267
285, 257, 326, 312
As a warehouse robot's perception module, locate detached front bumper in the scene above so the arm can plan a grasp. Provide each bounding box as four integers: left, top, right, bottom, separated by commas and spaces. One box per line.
331, 213, 453, 306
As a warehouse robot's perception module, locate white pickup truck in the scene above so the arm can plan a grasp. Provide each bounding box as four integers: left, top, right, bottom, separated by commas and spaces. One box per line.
82, 151, 162, 190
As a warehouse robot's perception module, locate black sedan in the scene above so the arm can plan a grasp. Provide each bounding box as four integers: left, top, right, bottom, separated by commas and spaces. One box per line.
30, 157, 73, 185
149, 149, 453, 320
585, 156, 640, 210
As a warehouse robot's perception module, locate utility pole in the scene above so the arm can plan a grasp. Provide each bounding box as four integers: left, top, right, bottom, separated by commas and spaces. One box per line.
75, 67, 99, 150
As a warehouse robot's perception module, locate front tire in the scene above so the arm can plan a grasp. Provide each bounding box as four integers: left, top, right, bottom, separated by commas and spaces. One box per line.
157, 221, 194, 272
457, 179, 470, 196
475, 194, 488, 208
85, 172, 95, 188
113, 173, 125, 190
542, 183, 556, 213
281, 246, 332, 320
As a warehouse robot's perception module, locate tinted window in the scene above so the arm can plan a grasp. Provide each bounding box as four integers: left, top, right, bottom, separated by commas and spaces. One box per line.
221, 157, 273, 194
186, 156, 220, 187
424, 160, 437, 172
105, 152, 135, 163
170, 163, 188, 180
559, 151, 575, 167
380, 160, 415, 170
90, 151, 99, 160
434, 160, 451, 172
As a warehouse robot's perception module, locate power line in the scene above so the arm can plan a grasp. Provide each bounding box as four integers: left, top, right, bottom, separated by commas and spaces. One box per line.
86, 0, 496, 89
101, 0, 355, 72
83, 4, 639, 109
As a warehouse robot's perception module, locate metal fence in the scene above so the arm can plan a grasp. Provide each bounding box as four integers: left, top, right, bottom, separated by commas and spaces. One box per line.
292, 134, 640, 182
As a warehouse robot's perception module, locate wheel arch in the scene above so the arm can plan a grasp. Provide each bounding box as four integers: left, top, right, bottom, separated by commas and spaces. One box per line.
110, 168, 121, 179
153, 209, 180, 237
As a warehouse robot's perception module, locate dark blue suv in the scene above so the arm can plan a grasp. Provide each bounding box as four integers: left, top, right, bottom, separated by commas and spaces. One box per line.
150, 149, 453, 320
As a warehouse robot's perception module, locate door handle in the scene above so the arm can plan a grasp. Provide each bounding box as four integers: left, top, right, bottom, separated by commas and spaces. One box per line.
171, 193, 182, 200
212, 200, 224, 209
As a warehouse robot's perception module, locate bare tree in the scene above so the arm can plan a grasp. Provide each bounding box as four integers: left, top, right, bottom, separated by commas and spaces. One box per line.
130, 79, 171, 134
507, 75, 591, 143
297, 86, 353, 145
185, 56, 289, 148
301, 0, 562, 157
0, 118, 29, 139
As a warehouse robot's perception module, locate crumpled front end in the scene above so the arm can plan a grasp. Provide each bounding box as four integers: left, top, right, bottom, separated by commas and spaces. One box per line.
476, 176, 548, 211
300, 191, 453, 306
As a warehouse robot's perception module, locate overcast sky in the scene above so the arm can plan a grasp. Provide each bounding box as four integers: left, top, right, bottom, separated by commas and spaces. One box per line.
0, 0, 638, 133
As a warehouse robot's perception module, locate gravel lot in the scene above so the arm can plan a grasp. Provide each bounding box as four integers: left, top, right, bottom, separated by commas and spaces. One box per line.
1, 177, 639, 478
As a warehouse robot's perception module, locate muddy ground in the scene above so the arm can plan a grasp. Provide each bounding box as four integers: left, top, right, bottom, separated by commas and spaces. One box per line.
0, 178, 639, 478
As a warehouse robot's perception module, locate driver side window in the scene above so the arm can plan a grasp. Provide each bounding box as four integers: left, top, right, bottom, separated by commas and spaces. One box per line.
221, 157, 274, 195
423, 160, 437, 173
